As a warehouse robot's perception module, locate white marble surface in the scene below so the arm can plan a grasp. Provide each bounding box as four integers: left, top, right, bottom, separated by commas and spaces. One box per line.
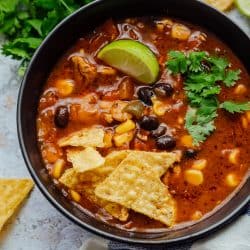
0, 7, 249, 250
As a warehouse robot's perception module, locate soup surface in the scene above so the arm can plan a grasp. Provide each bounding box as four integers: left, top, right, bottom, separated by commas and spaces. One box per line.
37, 17, 250, 231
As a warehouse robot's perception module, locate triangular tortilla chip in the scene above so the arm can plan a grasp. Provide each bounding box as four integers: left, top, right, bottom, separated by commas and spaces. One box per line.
0, 179, 34, 230
67, 147, 105, 173
59, 150, 131, 221
95, 152, 179, 226
58, 127, 104, 148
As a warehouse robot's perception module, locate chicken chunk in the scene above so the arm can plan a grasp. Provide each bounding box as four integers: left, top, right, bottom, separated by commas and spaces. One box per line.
71, 56, 97, 86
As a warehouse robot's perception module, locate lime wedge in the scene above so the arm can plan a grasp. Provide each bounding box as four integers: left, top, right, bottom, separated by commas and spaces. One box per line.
235, 0, 250, 17
97, 40, 159, 84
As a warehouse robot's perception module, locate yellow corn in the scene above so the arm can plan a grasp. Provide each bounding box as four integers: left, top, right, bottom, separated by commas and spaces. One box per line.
191, 210, 203, 221
52, 159, 65, 179
241, 116, 248, 129
177, 116, 184, 125
234, 84, 247, 95
225, 173, 239, 187
241, 116, 248, 128
156, 23, 164, 32
156, 19, 173, 32
192, 159, 207, 170
70, 190, 81, 202
103, 131, 113, 148
246, 111, 250, 121
185, 169, 204, 186
153, 99, 169, 116
115, 120, 135, 134
180, 135, 193, 148
103, 113, 113, 124
56, 79, 74, 97
228, 148, 240, 165
114, 132, 134, 147
171, 24, 191, 40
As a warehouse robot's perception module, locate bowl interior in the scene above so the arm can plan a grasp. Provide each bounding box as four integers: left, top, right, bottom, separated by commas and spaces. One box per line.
18, 0, 250, 244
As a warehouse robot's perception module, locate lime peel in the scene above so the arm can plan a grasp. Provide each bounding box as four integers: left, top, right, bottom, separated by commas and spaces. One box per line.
97, 39, 159, 84
235, 0, 250, 17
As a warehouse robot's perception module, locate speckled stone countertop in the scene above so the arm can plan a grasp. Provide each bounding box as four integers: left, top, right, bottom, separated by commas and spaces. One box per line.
0, 8, 249, 250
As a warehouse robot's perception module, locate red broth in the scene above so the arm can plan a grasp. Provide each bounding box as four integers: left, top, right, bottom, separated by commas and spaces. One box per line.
37, 17, 250, 231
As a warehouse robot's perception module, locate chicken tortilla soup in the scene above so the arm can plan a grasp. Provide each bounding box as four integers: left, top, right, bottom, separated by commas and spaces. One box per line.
37, 17, 250, 231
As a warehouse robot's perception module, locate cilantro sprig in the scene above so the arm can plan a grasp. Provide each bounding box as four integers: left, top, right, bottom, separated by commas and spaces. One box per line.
166, 50, 249, 145
0, 0, 94, 74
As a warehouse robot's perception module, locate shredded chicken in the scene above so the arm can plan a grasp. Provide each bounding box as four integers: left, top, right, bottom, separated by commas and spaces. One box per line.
71, 56, 97, 86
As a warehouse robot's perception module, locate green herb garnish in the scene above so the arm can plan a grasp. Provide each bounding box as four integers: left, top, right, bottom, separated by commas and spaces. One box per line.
220, 101, 250, 113
166, 50, 249, 145
0, 0, 94, 74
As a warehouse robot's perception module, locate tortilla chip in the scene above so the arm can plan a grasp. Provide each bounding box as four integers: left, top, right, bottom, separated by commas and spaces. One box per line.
0, 179, 34, 230
129, 151, 180, 177
59, 150, 131, 221
67, 147, 105, 173
59, 168, 79, 188
204, 0, 234, 11
95, 152, 178, 226
58, 127, 104, 148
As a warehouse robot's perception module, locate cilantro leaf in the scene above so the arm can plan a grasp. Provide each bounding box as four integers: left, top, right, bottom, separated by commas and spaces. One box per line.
207, 56, 229, 72
34, 0, 58, 10
166, 51, 188, 74
0, 0, 19, 13
220, 101, 250, 113
0, 0, 94, 75
188, 51, 206, 72
166, 50, 243, 145
26, 19, 43, 36
185, 108, 216, 145
223, 69, 241, 87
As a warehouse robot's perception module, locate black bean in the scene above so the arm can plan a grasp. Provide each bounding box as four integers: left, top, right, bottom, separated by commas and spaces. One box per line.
137, 87, 154, 105
153, 83, 174, 97
151, 125, 167, 138
139, 116, 159, 131
54, 105, 69, 128
156, 135, 176, 150
184, 149, 198, 158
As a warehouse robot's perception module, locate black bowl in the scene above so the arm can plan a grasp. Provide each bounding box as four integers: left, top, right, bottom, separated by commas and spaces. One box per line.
17, 0, 250, 245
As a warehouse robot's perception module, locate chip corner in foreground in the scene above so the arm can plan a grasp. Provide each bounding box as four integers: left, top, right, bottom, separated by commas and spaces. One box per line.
95, 151, 179, 227
0, 178, 34, 231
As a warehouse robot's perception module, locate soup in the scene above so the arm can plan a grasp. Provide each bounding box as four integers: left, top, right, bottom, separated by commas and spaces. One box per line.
36, 17, 250, 231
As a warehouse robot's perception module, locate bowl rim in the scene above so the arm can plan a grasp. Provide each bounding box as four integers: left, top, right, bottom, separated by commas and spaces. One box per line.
17, 0, 250, 245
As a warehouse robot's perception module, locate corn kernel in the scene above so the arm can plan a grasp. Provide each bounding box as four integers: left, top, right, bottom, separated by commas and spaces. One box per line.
171, 24, 191, 40
181, 135, 193, 148
114, 132, 134, 147
70, 190, 81, 202
191, 210, 203, 221
246, 111, 250, 121
103, 113, 113, 124
156, 23, 164, 32
241, 116, 248, 129
103, 131, 113, 148
234, 84, 247, 95
115, 120, 136, 134
228, 148, 240, 165
52, 159, 65, 179
177, 116, 184, 125
152, 100, 169, 116
56, 79, 74, 97
225, 173, 239, 187
192, 159, 207, 170
185, 169, 204, 186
